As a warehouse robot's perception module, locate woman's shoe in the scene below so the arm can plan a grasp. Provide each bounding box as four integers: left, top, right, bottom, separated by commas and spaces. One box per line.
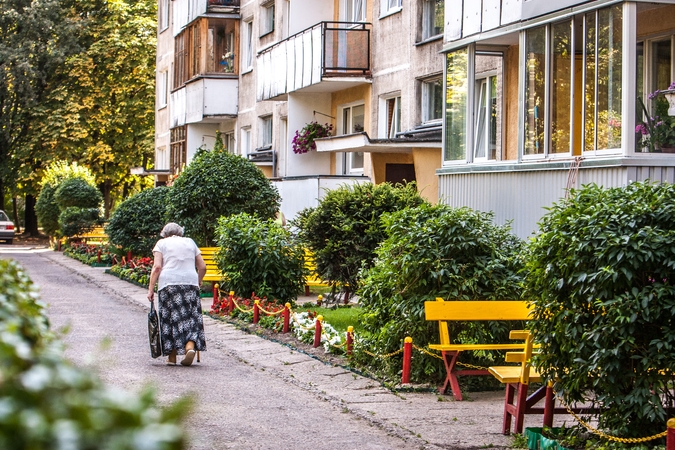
166, 360, 177, 366
181, 349, 196, 366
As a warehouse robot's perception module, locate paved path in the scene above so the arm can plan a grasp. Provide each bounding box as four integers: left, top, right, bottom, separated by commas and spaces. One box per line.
0, 246, 554, 449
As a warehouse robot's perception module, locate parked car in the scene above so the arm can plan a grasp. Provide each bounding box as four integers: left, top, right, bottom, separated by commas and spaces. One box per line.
0, 210, 15, 244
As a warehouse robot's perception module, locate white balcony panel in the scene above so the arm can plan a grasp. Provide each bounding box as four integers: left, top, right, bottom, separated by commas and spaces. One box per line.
185, 78, 237, 123
287, 40, 296, 93
445, 0, 463, 41
294, 36, 304, 91
256, 55, 265, 101
272, 41, 288, 97
483, 0, 501, 31
463, 0, 482, 37
170, 88, 187, 128
501, 0, 522, 25
263, 51, 272, 100
311, 26, 322, 85
302, 31, 313, 88
173, 0, 208, 36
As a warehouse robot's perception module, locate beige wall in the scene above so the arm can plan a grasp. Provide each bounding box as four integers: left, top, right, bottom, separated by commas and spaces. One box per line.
371, 152, 414, 184
413, 147, 440, 204
637, 5, 675, 37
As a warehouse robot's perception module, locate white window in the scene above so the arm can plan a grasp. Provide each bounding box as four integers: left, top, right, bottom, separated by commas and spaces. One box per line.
474, 75, 499, 161
157, 70, 168, 109
261, 116, 273, 147
385, 96, 401, 138
159, 0, 169, 32
241, 127, 251, 155
422, 77, 443, 123
261, 2, 275, 36
344, 0, 366, 22
341, 104, 365, 172
282, 0, 290, 39
224, 132, 235, 154
242, 21, 253, 70
381, 0, 402, 16
422, 0, 443, 40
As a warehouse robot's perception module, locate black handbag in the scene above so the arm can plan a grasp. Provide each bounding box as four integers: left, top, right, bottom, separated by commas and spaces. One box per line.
148, 301, 162, 358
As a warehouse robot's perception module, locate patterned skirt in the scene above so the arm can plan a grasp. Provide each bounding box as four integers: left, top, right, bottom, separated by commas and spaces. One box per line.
158, 284, 206, 356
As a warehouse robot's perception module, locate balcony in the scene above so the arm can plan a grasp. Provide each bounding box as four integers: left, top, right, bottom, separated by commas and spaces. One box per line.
257, 22, 371, 101
173, 0, 239, 36
171, 77, 238, 127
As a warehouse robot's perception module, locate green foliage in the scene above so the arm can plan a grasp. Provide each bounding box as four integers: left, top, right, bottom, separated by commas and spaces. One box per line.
58, 206, 101, 237
106, 186, 170, 256
293, 182, 426, 292
40, 161, 96, 189
35, 184, 60, 236
525, 182, 675, 438
54, 177, 103, 208
0, 259, 189, 449
357, 204, 524, 383
215, 213, 306, 302
168, 150, 280, 246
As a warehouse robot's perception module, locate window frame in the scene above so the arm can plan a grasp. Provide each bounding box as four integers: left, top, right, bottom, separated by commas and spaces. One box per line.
260, 115, 273, 148
159, 0, 170, 33
422, 0, 444, 41
338, 102, 366, 173
422, 76, 443, 123
240, 127, 252, 156
260, 2, 275, 37
158, 70, 168, 109
382, 95, 402, 138
380, 0, 402, 18
242, 20, 253, 72
344, 0, 366, 23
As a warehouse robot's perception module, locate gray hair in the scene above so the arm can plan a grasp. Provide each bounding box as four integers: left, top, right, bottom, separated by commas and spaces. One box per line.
160, 222, 184, 238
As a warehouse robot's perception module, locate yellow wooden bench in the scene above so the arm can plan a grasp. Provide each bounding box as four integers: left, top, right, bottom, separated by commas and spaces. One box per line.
74, 226, 108, 243
199, 247, 225, 284
424, 298, 535, 401
304, 249, 330, 296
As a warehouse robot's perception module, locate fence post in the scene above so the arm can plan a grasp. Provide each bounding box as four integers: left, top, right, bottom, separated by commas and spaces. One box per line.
314, 315, 323, 348
402, 336, 413, 384
97, 248, 101, 264
543, 381, 554, 428
346, 326, 354, 356
211, 283, 220, 310
127, 250, 132, 262
253, 299, 260, 324
667, 418, 675, 450
228, 291, 234, 315
283, 303, 291, 333
317, 294, 322, 307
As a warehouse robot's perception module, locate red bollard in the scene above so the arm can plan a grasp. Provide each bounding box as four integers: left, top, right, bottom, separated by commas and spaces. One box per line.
313, 315, 323, 348
283, 303, 290, 333
402, 337, 413, 384
127, 250, 132, 262
228, 291, 234, 315
97, 248, 101, 263
253, 300, 260, 324
543, 381, 554, 428
346, 326, 354, 356
211, 283, 220, 310
667, 418, 675, 450
57, 240, 61, 251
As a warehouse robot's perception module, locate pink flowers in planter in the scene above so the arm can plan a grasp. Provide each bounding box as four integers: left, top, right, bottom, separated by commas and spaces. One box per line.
292, 122, 333, 154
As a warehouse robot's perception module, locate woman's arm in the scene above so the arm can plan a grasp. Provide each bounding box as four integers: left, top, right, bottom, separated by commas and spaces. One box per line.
147, 252, 163, 301
195, 253, 207, 287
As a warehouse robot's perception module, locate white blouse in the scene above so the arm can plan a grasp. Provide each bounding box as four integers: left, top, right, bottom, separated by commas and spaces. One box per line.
152, 236, 201, 291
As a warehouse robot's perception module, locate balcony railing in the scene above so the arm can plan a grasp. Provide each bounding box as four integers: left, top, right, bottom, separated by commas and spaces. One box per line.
257, 21, 371, 101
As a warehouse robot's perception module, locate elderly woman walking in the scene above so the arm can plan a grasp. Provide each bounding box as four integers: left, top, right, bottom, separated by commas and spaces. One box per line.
147, 223, 207, 366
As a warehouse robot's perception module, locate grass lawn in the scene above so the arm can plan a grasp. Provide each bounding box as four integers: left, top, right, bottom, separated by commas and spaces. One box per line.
306, 306, 362, 334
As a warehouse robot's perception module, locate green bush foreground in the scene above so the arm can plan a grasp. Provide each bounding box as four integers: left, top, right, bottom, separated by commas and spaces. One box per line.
0, 259, 190, 449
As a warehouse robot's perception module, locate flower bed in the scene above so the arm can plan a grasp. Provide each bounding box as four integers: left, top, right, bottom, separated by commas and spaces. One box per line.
108, 256, 153, 287
64, 242, 118, 267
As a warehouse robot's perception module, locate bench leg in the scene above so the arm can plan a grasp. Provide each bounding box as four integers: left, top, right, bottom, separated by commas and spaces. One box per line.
543, 382, 554, 428
502, 382, 529, 435
305, 285, 310, 296
440, 351, 463, 401
502, 383, 516, 434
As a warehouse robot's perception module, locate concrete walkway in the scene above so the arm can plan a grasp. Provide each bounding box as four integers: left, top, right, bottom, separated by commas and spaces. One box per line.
11, 247, 571, 449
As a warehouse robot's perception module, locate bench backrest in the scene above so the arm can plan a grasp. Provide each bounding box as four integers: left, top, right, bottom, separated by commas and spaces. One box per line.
424, 298, 533, 346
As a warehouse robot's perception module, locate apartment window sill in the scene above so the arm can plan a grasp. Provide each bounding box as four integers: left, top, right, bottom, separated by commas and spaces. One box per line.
379, 6, 402, 19
415, 35, 443, 46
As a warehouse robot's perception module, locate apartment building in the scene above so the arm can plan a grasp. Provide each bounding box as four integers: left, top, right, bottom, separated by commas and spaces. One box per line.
154, 0, 445, 219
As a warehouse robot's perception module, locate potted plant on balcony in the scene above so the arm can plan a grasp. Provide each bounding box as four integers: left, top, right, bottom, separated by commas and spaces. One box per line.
292, 122, 333, 154
636, 85, 675, 153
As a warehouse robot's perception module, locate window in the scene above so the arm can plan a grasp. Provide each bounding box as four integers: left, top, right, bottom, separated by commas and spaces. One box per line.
170, 127, 187, 175
159, 0, 169, 32
158, 71, 168, 109
242, 21, 253, 70
260, 116, 273, 147
474, 75, 498, 160
344, 0, 366, 22
385, 96, 401, 138
444, 47, 468, 162
174, 33, 187, 88
584, 5, 623, 153
261, 2, 275, 36
224, 132, 235, 154
241, 127, 251, 155
381, 0, 402, 16
523, 20, 575, 157
341, 104, 365, 171
422, 0, 444, 40
422, 77, 443, 122
207, 21, 236, 74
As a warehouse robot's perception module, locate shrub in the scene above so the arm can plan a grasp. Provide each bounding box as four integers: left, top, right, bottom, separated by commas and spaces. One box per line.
215, 213, 306, 302
357, 203, 525, 383
0, 259, 189, 449
293, 182, 426, 294
54, 177, 103, 209
35, 184, 60, 236
525, 182, 675, 438
106, 186, 170, 256
58, 206, 101, 237
167, 149, 280, 246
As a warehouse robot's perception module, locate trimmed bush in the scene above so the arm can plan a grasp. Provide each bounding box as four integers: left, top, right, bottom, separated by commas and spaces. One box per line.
106, 186, 171, 256
58, 206, 101, 237
525, 182, 675, 438
357, 203, 525, 383
0, 259, 189, 448
35, 184, 60, 236
167, 149, 280, 247
215, 212, 306, 302
54, 177, 103, 209
293, 182, 426, 293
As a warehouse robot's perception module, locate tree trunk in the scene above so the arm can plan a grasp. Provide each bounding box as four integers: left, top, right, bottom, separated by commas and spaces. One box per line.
0, 178, 5, 213
23, 194, 39, 236
12, 196, 21, 233
102, 180, 112, 219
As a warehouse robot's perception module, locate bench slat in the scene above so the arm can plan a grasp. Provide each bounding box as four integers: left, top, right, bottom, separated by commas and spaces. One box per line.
424, 300, 533, 321
429, 343, 527, 352
488, 366, 541, 384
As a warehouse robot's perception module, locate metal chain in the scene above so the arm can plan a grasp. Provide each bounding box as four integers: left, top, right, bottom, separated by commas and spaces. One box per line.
412, 345, 488, 370
257, 305, 285, 316
290, 312, 316, 332
230, 296, 255, 314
